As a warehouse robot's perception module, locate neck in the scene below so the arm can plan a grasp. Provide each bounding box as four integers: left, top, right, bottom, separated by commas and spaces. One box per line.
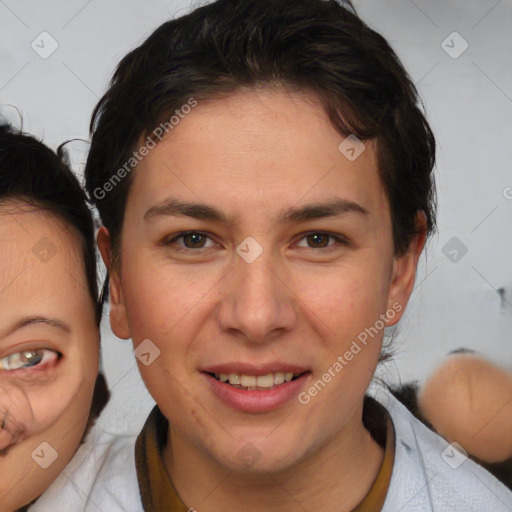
163, 403, 385, 512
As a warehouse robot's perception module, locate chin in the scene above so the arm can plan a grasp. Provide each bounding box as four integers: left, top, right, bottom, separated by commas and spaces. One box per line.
214, 436, 305, 474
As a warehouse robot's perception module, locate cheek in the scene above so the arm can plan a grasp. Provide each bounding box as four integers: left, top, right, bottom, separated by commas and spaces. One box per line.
295, 258, 391, 341
295, 267, 389, 427
122, 254, 216, 341
122, 259, 219, 410
26, 382, 80, 432
30, 348, 98, 432
0, 409, 89, 512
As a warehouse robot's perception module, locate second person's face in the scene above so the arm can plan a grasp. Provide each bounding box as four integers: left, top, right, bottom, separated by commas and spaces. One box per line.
0, 205, 99, 512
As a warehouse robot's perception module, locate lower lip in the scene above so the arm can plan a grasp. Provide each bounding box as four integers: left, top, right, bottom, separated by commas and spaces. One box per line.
204, 372, 310, 413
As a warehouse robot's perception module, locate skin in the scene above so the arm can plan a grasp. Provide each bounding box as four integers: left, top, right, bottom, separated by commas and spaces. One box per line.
419, 354, 512, 463
99, 88, 426, 511
0, 203, 99, 512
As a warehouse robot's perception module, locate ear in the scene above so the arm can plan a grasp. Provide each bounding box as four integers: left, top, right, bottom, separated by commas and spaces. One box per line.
97, 226, 131, 340
386, 212, 427, 326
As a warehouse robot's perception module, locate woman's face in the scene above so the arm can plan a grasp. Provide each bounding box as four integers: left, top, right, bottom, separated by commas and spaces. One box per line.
0, 204, 99, 511
106, 88, 423, 474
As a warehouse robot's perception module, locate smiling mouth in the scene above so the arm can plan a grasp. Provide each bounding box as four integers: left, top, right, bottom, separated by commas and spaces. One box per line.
208, 371, 306, 391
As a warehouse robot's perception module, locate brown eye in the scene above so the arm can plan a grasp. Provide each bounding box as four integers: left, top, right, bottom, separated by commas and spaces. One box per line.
295, 232, 350, 251
182, 232, 208, 248
163, 231, 219, 253
305, 233, 330, 248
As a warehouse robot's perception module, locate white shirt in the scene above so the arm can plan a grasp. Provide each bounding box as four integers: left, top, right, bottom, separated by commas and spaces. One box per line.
30, 387, 512, 511
371, 386, 512, 511
28, 428, 142, 512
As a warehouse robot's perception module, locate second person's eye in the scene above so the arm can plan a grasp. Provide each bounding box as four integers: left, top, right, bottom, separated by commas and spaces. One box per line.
0, 349, 59, 371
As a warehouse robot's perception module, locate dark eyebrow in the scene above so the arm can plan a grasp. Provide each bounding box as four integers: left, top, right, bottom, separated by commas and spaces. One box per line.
279, 199, 369, 223
144, 199, 232, 224
5, 316, 71, 337
144, 197, 369, 226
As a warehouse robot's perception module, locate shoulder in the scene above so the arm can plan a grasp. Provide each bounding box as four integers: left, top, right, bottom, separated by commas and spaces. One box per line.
370, 386, 512, 512
28, 425, 144, 512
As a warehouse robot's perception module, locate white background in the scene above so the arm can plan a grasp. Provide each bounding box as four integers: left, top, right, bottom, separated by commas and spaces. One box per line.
1, 0, 511, 435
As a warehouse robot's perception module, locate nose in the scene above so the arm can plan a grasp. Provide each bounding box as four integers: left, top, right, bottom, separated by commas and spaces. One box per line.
217, 247, 297, 345
0, 381, 34, 450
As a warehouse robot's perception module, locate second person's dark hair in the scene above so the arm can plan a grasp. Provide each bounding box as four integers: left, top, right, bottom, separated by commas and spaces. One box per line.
0, 122, 103, 324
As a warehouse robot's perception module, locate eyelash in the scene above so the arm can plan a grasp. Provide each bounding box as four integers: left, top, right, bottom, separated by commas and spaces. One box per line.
0, 349, 60, 372
162, 231, 350, 253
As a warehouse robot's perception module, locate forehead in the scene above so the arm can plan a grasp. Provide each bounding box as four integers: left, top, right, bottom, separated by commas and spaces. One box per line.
0, 204, 92, 316
127, 88, 387, 224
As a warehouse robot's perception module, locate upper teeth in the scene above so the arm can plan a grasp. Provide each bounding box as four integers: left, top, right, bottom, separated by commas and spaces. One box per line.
215, 372, 295, 388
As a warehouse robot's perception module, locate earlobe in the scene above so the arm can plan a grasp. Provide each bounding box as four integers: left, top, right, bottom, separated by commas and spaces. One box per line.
386, 213, 427, 326
97, 227, 131, 340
